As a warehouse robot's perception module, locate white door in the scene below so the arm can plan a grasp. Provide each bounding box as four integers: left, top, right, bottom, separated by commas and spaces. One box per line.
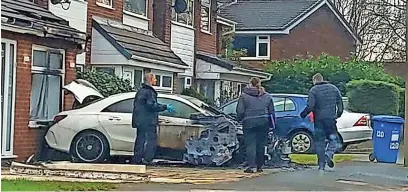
1, 39, 16, 157
97, 98, 135, 152
156, 97, 201, 149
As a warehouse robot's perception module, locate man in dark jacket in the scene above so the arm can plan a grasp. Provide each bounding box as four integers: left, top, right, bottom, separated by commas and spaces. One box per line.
236, 77, 276, 173
131, 72, 175, 164
300, 73, 343, 171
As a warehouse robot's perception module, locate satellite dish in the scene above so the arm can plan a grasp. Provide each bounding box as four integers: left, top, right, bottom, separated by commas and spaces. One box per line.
174, 0, 187, 14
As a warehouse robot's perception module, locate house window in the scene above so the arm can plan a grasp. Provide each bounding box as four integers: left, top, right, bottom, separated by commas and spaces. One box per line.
171, 0, 194, 27
95, 67, 115, 75
124, 0, 147, 17
1, 39, 16, 156
96, 0, 113, 8
30, 47, 65, 121
233, 35, 270, 59
185, 77, 192, 88
200, 0, 211, 32
153, 71, 173, 91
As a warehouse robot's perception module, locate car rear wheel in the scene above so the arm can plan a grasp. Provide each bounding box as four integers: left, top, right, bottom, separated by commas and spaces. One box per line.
71, 131, 109, 163
290, 131, 314, 154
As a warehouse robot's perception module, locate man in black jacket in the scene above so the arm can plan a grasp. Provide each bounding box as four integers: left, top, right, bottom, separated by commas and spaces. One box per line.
300, 73, 343, 171
131, 72, 175, 164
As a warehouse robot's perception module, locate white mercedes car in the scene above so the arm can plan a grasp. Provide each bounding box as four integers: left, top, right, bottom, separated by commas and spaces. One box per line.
45, 80, 218, 163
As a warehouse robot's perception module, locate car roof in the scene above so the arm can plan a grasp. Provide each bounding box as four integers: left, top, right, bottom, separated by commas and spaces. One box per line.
270, 93, 308, 98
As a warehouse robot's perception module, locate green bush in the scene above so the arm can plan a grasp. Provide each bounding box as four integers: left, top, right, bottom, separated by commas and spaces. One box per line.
77, 69, 133, 97
263, 54, 404, 96
398, 88, 405, 117
346, 80, 400, 115
181, 87, 211, 104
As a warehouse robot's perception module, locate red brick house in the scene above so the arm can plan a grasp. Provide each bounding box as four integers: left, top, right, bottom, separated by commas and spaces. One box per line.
220, 0, 362, 69
1, 0, 86, 161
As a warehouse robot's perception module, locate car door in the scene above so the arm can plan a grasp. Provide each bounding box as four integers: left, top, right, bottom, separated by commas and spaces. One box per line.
98, 98, 135, 153
156, 97, 203, 150
273, 97, 302, 137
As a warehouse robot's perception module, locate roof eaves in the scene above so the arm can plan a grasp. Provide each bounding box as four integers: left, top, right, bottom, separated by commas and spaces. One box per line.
282, 0, 324, 29
325, 0, 362, 44
92, 19, 132, 59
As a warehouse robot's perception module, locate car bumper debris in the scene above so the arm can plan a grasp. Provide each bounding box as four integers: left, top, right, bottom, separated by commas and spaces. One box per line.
183, 115, 240, 166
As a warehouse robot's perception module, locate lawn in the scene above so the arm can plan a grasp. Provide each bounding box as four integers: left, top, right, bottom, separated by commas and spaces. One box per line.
1, 179, 117, 191
289, 154, 355, 165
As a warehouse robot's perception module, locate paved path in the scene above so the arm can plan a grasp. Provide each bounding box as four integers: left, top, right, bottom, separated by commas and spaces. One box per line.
118, 162, 408, 191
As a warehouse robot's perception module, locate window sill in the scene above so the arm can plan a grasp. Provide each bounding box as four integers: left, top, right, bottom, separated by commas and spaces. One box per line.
171, 21, 195, 30
200, 30, 212, 35
28, 120, 53, 129
240, 57, 270, 61
1, 155, 18, 159
96, 2, 114, 10
123, 11, 150, 21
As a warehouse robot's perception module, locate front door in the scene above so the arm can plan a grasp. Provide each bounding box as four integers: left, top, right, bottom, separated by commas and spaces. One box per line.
1, 39, 16, 157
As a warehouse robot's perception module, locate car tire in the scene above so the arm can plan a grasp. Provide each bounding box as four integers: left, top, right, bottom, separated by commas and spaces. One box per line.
290, 131, 314, 154
71, 131, 110, 163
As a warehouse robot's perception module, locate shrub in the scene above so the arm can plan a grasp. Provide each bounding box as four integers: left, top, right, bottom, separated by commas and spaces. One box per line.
181, 87, 211, 104
398, 88, 405, 117
346, 80, 400, 115
77, 69, 133, 97
263, 54, 404, 96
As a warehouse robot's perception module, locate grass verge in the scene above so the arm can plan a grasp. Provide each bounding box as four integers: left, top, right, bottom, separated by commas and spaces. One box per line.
1, 179, 117, 191
289, 154, 355, 165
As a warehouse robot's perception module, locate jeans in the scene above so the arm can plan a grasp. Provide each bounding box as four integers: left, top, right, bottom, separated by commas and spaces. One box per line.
243, 122, 269, 169
132, 125, 157, 163
314, 119, 342, 169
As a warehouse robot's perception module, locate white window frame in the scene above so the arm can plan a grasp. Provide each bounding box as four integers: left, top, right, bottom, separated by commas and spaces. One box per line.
240, 35, 270, 60
96, 0, 113, 9
1, 39, 17, 157
184, 77, 192, 89
30, 45, 65, 123
171, 0, 194, 28
123, 0, 149, 19
200, 0, 211, 33
152, 70, 173, 92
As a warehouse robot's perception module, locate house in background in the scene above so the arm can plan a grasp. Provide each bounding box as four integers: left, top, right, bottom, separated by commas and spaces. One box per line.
220, 0, 362, 69
1, 0, 86, 161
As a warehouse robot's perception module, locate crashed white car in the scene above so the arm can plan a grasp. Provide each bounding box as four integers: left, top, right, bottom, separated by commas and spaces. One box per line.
46, 80, 219, 163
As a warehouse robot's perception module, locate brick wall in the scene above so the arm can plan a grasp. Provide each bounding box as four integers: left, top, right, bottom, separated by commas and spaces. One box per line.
152, 0, 172, 44
271, 6, 355, 61
244, 5, 356, 70
2, 31, 78, 161
195, 0, 217, 54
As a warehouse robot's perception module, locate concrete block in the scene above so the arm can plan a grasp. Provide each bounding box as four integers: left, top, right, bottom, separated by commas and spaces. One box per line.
41, 162, 146, 174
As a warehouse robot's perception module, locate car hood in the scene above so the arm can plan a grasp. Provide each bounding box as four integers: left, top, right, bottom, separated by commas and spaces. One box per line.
64, 79, 104, 104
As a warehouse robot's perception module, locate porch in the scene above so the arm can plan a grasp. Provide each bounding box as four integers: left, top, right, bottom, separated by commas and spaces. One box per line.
195, 52, 271, 106
90, 17, 189, 93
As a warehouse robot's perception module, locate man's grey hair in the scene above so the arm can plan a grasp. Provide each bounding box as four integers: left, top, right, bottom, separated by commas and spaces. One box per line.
313, 73, 324, 82
144, 72, 154, 82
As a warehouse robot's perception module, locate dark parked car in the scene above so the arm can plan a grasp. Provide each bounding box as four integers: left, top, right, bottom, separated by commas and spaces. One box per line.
219, 94, 372, 153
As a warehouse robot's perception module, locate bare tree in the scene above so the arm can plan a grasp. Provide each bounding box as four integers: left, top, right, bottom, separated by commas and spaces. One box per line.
331, 0, 406, 61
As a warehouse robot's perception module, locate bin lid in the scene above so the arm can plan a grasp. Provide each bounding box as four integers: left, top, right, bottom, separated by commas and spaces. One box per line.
372, 115, 405, 124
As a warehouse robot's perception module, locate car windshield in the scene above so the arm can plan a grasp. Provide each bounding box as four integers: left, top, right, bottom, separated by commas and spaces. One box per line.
179, 95, 226, 116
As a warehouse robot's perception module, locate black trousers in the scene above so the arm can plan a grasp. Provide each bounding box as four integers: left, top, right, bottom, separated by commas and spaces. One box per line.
132, 124, 157, 163
243, 122, 269, 169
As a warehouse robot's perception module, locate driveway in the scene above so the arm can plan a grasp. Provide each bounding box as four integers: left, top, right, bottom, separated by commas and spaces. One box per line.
118, 162, 408, 191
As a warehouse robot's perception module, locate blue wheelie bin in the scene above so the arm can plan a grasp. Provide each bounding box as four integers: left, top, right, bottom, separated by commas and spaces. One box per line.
369, 115, 405, 163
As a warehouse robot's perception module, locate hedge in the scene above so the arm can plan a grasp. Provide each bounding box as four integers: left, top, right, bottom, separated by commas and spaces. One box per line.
263, 54, 404, 96
77, 69, 133, 97
398, 88, 405, 117
346, 80, 400, 116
